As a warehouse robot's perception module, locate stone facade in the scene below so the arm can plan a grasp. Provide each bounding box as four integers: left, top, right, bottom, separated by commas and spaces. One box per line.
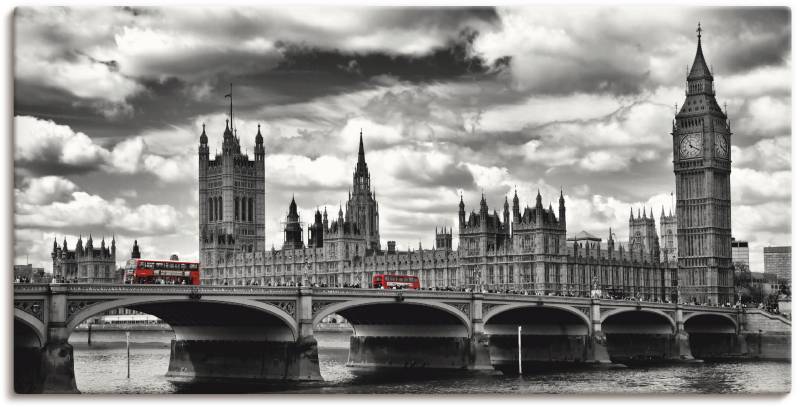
51, 235, 117, 283
198, 120, 266, 264
660, 207, 677, 264
672, 25, 734, 305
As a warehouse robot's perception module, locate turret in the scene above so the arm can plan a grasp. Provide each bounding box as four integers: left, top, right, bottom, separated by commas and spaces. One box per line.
458, 194, 466, 227
503, 196, 510, 234
51, 237, 58, 259
479, 193, 488, 217
283, 196, 303, 250
255, 124, 265, 162
608, 228, 615, 254
559, 188, 566, 227
512, 189, 521, 223
76, 235, 83, 256
131, 240, 141, 259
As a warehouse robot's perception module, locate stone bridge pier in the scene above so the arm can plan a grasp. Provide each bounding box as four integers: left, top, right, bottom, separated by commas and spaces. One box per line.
310, 291, 493, 373
480, 298, 702, 371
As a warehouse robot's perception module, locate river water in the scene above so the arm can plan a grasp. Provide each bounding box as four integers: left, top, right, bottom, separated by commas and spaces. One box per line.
69, 331, 791, 394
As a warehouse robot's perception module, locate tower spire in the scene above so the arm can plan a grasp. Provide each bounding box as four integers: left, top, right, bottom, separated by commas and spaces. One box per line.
224, 83, 234, 132
688, 22, 712, 80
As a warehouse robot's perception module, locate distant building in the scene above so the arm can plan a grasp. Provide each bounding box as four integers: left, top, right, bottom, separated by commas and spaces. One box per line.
764, 246, 791, 283
731, 238, 750, 268
51, 235, 117, 283
14, 264, 50, 283
659, 207, 677, 264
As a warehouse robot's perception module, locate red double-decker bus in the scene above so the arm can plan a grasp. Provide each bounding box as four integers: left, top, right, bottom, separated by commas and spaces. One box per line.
371, 274, 420, 289
124, 259, 200, 285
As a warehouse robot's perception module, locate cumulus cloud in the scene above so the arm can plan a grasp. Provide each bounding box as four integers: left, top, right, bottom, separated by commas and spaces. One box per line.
16, 190, 181, 236
15, 115, 110, 173
15, 115, 197, 183
15, 176, 78, 205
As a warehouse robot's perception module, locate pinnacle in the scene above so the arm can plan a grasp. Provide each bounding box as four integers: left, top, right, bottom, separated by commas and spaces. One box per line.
688, 23, 712, 79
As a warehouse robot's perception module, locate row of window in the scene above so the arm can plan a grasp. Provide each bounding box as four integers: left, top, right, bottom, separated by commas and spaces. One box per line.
206, 196, 256, 222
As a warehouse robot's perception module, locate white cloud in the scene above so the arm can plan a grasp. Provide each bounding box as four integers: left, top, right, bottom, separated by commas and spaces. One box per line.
579, 151, 629, 172
15, 115, 197, 184
731, 136, 790, 171
735, 95, 791, 139
16, 190, 181, 236
15, 115, 109, 167
731, 168, 791, 206
16, 176, 78, 205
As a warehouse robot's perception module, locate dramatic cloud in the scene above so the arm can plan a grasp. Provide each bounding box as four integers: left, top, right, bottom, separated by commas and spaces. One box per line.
12, 6, 791, 275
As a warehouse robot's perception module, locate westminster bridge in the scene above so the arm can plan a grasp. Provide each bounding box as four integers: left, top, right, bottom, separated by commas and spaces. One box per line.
13, 283, 791, 393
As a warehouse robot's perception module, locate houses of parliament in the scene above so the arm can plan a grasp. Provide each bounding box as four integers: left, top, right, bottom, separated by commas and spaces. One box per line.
197, 26, 734, 305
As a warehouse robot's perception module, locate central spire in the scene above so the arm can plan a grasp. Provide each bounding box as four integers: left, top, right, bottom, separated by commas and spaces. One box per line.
355, 129, 369, 177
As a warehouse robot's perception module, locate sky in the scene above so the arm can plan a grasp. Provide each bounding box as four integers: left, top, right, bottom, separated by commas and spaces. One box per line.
12, 6, 791, 274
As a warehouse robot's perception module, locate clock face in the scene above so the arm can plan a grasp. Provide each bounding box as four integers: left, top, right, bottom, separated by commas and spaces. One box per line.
679, 133, 702, 159
715, 134, 728, 158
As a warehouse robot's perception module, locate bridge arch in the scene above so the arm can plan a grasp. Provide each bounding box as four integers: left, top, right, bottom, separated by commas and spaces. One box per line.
65, 296, 299, 340
14, 309, 46, 347
684, 312, 738, 333
484, 303, 591, 330
600, 308, 676, 333
312, 298, 471, 337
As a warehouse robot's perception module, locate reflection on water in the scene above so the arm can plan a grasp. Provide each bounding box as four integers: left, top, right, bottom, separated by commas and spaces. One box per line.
70, 331, 791, 394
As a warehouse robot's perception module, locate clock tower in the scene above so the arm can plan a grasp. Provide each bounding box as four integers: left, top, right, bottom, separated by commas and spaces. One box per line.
672, 24, 734, 305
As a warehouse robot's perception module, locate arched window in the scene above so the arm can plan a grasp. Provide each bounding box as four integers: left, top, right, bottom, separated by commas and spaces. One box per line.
249, 198, 254, 221
208, 198, 213, 221
217, 197, 222, 220
234, 197, 240, 221
213, 197, 218, 221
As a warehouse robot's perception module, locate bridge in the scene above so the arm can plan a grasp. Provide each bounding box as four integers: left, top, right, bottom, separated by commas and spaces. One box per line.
14, 284, 791, 393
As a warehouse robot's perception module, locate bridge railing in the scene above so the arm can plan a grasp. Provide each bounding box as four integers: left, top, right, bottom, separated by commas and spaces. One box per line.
11, 283, 50, 293
12, 283, 302, 296
310, 287, 472, 299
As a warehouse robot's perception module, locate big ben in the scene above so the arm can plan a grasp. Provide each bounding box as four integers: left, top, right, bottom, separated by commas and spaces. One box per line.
672, 24, 734, 305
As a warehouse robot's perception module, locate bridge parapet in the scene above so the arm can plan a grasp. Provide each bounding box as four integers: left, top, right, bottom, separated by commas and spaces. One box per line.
310, 287, 472, 299
12, 283, 50, 294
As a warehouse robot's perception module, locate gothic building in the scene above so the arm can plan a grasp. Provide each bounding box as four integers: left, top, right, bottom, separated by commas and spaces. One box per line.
51, 235, 117, 283
629, 207, 660, 263
198, 119, 266, 264
346, 132, 380, 251
196, 26, 732, 304
283, 197, 304, 250
672, 24, 734, 304
660, 207, 677, 264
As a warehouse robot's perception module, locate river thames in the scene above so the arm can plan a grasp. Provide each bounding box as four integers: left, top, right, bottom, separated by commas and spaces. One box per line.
69, 330, 791, 394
